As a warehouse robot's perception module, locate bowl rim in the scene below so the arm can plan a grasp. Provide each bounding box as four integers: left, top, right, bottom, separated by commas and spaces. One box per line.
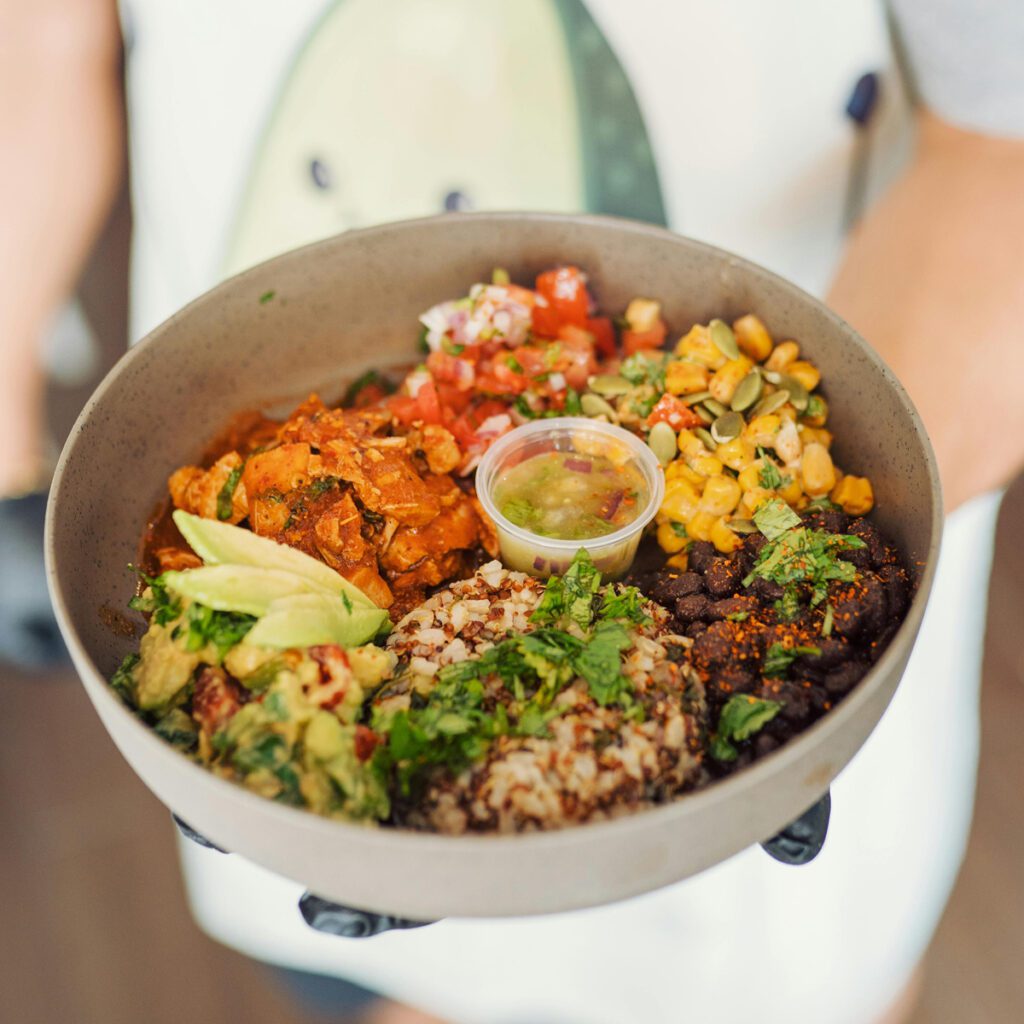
45, 210, 944, 857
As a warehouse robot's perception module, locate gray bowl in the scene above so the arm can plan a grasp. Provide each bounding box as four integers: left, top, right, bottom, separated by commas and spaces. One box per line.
46, 213, 942, 919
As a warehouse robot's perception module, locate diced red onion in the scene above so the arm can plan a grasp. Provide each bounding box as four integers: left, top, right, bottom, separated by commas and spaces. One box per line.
564, 457, 592, 474
533, 556, 546, 570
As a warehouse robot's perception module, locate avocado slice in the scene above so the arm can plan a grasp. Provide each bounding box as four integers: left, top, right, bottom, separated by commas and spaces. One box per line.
245, 593, 389, 650
162, 565, 335, 618
172, 510, 377, 609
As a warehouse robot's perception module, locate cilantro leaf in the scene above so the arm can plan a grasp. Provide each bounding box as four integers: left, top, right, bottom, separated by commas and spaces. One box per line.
763, 642, 821, 678
753, 498, 801, 540
710, 694, 783, 761
530, 549, 602, 630
573, 621, 633, 706
757, 460, 790, 491
175, 603, 256, 661
110, 653, 140, 703
216, 464, 244, 521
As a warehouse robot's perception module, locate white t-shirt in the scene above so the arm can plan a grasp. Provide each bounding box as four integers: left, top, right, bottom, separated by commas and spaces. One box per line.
118, 2, 1007, 1021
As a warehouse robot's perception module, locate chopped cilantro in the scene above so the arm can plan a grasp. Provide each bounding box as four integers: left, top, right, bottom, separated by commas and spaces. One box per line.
774, 584, 801, 623
502, 497, 539, 530
175, 603, 256, 661
821, 602, 834, 637
507, 355, 524, 374
670, 522, 689, 538
216, 464, 244, 521
803, 394, 826, 420
307, 476, 338, 498
110, 653, 140, 703
726, 610, 749, 622
620, 352, 667, 390
599, 585, 652, 626
806, 495, 841, 511
757, 459, 791, 491
710, 695, 783, 761
514, 394, 539, 419
763, 642, 822, 679
753, 498, 801, 540
442, 338, 466, 356
564, 388, 583, 415
574, 621, 633, 706
128, 568, 182, 626
530, 549, 602, 630
259, 290, 276, 304
154, 708, 199, 753
417, 325, 430, 354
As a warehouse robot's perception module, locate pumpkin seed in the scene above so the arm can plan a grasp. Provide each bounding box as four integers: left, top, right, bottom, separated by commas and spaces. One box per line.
761, 369, 783, 385
581, 393, 619, 421
711, 411, 744, 444
647, 421, 678, 466
587, 374, 632, 397
751, 389, 791, 418
702, 398, 728, 418
695, 427, 717, 451
682, 390, 712, 406
730, 370, 763, 412
728, 518, 759, 535
709, 319, 740, 360
778, 374, 809, 411
695, 404, 714, 424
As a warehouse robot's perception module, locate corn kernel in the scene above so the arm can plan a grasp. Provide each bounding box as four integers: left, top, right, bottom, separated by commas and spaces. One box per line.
732, 314, 773, 362
765, 340, 800, 372
690, 455, 724, 478
666, 552, 689, 571
657, 520, 689, 554
801, 442, 836, 496
831, 475, 874, 515
787, 360, 821, 392
686, 510, 717, 541
701, 475, 742, 516
665, 360, 709, 396
737, 487, 773, 517
677, 428, 707, 459
661, 479, 701, 522
708, 355, 754, 405
677, 464, 707, 487
778, 477, 804, 505
675, 325, 726, 369
625, 297, 661, 333
664, 460, 688, 482
798, 426, 833, 449
744, 414, 781, 446
737, 462, 764, 491
710, 517, 742, 553
716, 437, 756, 471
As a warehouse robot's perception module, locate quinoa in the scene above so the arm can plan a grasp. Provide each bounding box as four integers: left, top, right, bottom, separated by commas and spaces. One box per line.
379, 561, 707, 834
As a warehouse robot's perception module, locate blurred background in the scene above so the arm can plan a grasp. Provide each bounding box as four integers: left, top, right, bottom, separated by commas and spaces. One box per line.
3, 2, 1023, 1022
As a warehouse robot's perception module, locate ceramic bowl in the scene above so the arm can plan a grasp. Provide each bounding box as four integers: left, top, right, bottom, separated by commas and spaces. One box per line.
46, 213, 942, 920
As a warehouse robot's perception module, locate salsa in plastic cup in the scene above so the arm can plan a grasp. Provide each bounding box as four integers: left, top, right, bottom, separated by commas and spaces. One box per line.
476, 417, 665, 579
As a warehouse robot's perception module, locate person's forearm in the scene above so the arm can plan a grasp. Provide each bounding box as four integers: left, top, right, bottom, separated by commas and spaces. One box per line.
828, 112, 1024, 512
0, 0, 122, 493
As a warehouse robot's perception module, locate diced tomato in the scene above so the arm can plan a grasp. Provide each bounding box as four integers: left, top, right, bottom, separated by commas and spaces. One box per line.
390, 379, 444, 426
449, 398, 512, 448
354, 725, 382, 762
647, 394, 704, 431
532, 266, 589, 337
586, 316, 617, 359
436, 383, 472, 415
622, 320, 668, 356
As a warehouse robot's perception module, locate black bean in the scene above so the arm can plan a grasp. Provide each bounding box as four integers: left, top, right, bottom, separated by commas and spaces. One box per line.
651, 572, 704, 606
743, 533, 768, 558
830, 576, 887, 640
802, 509, 850, 534
687, 541, 717, 574
754, 733, 780, 757
674, 593, 711, 623
823, 661, 868, 695
877, 563, 909, 619
705, 596, 757, 622
793, 637, 848, 673
704, 557, 744, 598
749, 576, 784, 602
847, 518, 886, 567
716, 665, 758, 694
684, 620, 708, 639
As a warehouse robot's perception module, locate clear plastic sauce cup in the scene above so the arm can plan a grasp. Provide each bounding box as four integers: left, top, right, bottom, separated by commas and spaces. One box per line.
476, 417, 665, 579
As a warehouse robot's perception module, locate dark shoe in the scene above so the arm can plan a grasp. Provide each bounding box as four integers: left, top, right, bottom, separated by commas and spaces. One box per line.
0, 490, 68, 669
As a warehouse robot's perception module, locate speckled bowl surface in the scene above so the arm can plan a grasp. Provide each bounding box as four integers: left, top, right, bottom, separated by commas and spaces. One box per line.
46, 213, 942, 919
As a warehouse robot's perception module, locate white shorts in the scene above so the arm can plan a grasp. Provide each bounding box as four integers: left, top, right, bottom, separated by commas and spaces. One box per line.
179, 492, 1002, 1024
